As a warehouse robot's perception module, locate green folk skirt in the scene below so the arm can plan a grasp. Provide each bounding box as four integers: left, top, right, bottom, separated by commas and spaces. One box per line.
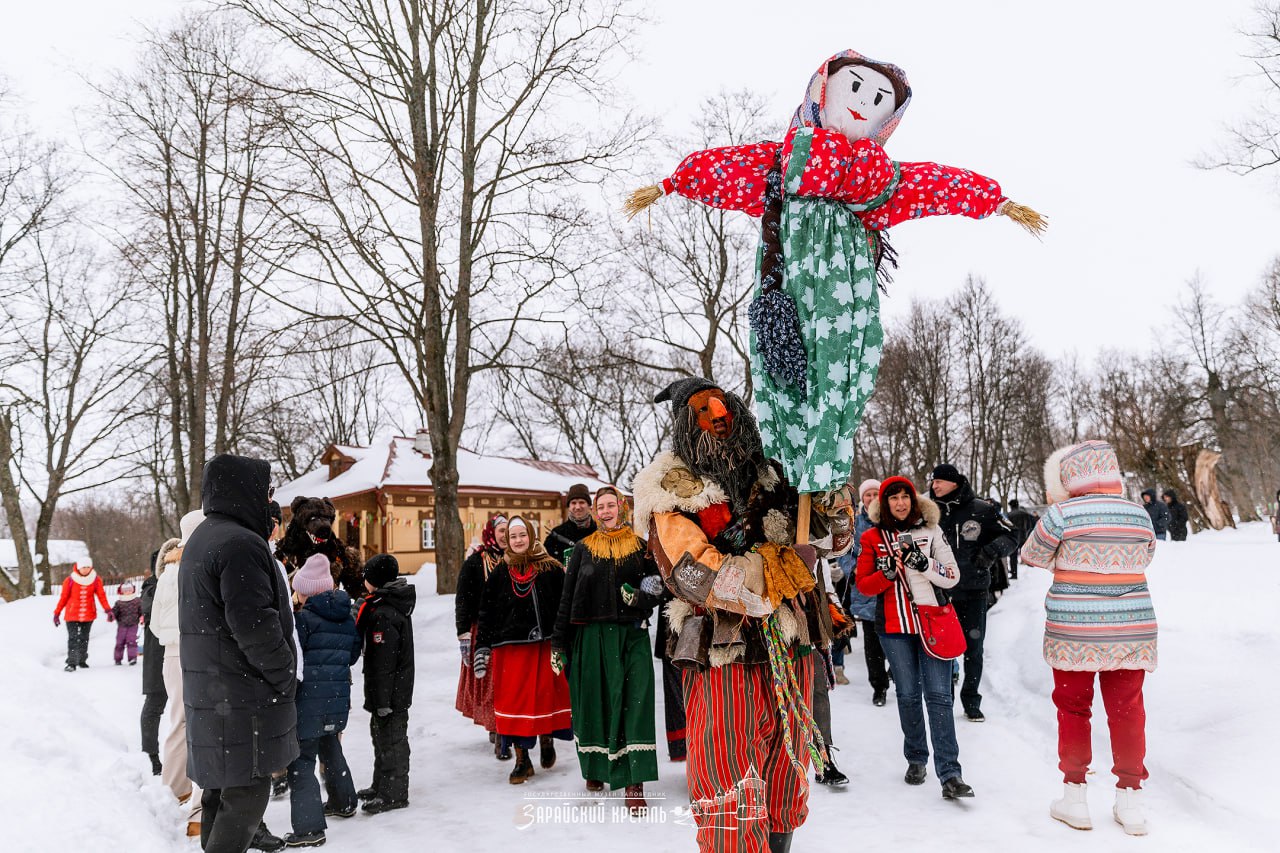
569, 622, 659, 789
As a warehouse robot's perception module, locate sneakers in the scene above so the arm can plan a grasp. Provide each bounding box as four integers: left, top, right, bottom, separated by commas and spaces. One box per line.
941, 777, 975, 799
1113, 787, 1148, 836
833, 666, 850, 685
509, 747, 535, 784
323, 801, 357, 819
362, 797, 409, 815
872, 688, 887, 707
283, 831, 325, 848
539, 734, 556, 769
965, 709, 986, 723
250, 823, 285, 852
904, 763, 927, 786
1050, 782, 1092, 830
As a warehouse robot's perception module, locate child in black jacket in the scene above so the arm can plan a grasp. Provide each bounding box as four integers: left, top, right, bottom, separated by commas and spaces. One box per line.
355, 555, 416, 815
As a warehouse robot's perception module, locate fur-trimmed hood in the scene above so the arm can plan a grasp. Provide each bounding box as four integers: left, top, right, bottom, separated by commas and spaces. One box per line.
867, 494, 941, 527
1043, 440, 1123, 504
631, 450, 732, 536
154, 538, 182, 577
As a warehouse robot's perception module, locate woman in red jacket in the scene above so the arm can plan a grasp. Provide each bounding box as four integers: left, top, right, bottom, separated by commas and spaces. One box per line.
53, 559, 112, 671
855, 477, 971, 799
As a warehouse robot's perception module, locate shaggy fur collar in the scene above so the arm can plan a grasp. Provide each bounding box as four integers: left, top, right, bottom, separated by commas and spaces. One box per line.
155, 539, 182, 578
582, 526, 644, 562
631, 451, 730, 536
1043, 445, 1073, 504
69, 568, 98, 586
867, 495, 940, 527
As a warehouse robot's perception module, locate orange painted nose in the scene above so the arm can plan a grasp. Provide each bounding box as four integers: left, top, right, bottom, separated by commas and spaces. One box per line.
707, 397, 729, 420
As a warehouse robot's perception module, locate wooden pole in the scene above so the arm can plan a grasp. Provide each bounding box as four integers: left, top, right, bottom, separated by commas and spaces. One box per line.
797, 493, 811, 544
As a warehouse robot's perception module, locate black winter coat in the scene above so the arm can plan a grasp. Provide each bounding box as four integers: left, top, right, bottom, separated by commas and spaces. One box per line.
477, 557, 564, 650
140, 570, 166, 697
357, 579, 416, 713
1141, 490, 1170, 535
1165, 492, 1189, 540
931, 479, 1016, 592
113, 596, 143, 628
551, 533, 659, 653
179, 454, 298, 789
455, 548, 500, 636
545, 518, 596, 564
295, 590, 362, 740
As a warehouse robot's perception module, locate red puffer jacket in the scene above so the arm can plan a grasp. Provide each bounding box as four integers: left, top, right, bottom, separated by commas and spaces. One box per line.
54, 569, 110, 623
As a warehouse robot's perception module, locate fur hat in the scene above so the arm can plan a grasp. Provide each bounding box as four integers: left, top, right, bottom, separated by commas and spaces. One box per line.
565, 483, 591, 506
363, 553, 400, 589
293, 553, 334, 596
178, 510, 204, 546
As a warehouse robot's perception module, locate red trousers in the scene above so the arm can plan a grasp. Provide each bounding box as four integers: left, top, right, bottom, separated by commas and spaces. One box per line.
1052, 668, 1148, 789
684, 654, 813, 853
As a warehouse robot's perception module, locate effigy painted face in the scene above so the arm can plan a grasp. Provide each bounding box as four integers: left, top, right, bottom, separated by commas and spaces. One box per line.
822, 64, 898, 141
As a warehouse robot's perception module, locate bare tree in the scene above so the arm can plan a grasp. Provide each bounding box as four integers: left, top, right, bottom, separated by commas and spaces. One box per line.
0, 234, 144, 596
94, 14, 295, 520
1201, 2, 1280, 178
230, 0, 644, 591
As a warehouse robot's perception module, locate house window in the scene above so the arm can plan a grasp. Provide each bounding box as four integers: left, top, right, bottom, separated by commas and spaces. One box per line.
421, 517, 435, 550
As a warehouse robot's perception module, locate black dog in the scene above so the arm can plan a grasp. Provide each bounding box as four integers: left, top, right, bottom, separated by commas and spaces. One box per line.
276, 496, 365, 598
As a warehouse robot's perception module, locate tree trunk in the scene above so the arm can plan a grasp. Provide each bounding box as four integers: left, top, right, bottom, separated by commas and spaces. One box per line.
0, 411, 36, 599
1193, 449, 1231, 531
429, 456, 465, 594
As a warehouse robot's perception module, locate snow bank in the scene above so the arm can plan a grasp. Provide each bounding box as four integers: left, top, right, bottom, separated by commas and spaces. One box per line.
0, 527, 1275, 852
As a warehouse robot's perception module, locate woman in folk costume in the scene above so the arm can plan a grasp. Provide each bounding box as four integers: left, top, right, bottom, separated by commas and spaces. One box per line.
633, 376, 852, 853
627, 50, 1044, 495
474, 515, 573, 784
455, 514, 508, 757
551, 486, 660, 809
1019, 441, 1157, 836
854, 477, 970, 799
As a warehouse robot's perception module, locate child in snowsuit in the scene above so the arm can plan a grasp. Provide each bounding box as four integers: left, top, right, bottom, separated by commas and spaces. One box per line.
112, 582, 144, 665
53, 560, 112, 671
355, 555, 416, 815
284, 554, 362, 848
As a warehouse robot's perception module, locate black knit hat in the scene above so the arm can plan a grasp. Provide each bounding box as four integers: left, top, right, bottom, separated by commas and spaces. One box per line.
363, 553, 400, 589
930, 463, 963, 484
654, 377, 720, 410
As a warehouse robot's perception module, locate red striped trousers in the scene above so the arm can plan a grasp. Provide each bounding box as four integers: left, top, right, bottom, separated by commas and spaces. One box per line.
683, 653, 814, 852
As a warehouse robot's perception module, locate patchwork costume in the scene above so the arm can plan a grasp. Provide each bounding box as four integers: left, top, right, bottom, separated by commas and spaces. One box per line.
627, 49, 1044, 493
633, 378, 851, 853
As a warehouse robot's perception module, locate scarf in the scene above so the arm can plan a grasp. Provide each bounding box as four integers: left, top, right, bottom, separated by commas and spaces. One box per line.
504, 515, 561, 581
582, 524, 643, 562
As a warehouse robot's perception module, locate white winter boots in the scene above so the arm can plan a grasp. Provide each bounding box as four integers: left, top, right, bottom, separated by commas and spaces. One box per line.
1051, 783, 1149, 836
1112, 787, 1149, 836
1050, 782, 1092, 830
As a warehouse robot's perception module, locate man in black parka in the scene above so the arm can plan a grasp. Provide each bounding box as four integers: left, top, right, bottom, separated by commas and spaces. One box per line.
180, 454, 298, 853
928, 464, 1016, 723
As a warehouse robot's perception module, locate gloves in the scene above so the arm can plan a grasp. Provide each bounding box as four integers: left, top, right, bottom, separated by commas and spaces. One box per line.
106, 610, 115, 623
550, 649, 565, 676
900, 542, 930, 572
53, 614, 61, 627
620, 583, 638, 607
376, 707, 392, 718
875, 555, 898, 580
976, 546, 999, 571
639, 575, 665, 597
458, 634, 472, 665
473, 648, 491, 679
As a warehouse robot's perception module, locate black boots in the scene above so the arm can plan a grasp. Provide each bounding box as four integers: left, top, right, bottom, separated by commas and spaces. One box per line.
250, 823, 285, 852
941, 777, 975, 799
539, 734, 556, 769
768, 832, 793, 853
509, 746, 535, 784
147, 753, 162, 776
816, 755, 849, 787
904, 763, 927, 785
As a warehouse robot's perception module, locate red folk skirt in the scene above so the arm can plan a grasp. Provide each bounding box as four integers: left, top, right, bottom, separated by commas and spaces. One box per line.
491, 640, 572, 737
455, 622, 496, 731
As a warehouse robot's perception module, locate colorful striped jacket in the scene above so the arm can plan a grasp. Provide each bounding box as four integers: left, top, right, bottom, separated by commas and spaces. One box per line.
1021, 442, 1158, 672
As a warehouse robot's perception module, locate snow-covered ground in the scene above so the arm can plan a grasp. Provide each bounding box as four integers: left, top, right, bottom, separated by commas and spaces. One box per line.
2, 524, 1276, 852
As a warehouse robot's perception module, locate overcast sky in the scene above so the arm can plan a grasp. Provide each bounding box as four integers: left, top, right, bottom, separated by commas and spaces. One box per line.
4, 0, 1279, 360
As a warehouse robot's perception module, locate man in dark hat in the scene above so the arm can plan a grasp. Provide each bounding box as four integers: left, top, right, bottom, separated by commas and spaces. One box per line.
928, 463, 1015, 723
633, 376, 851, 853
545, 483, 597, 565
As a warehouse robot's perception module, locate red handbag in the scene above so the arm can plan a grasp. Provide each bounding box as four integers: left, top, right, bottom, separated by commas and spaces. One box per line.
878, 530, 967, 661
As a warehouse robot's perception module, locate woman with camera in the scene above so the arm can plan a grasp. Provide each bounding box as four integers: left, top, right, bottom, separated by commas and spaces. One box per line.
854, 476, 974, 799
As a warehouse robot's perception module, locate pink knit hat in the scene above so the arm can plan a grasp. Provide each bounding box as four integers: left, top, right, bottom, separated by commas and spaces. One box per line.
292, 553, 334, 596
